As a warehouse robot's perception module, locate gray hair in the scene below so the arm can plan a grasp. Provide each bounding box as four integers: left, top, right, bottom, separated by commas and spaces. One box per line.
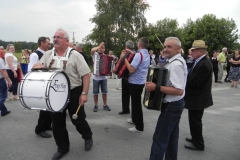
138, 37, 149, 49
125, 40, 134, 49
56, 28, 70, 40
222, 47, 227, 51
76, 43, 83, 49
0, 46, 4, 50
165, 37, 181, 47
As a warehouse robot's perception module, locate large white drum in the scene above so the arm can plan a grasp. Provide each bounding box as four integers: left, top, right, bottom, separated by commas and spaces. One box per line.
19, 70, 70, 112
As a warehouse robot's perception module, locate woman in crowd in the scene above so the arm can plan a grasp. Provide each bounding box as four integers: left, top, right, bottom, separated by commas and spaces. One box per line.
158, 50, 167, 66
5, 44, 19, 100
185, 49, 194, 73
20, 49, 30, 76
211, 51, 219, 86
228, 49, 240, 88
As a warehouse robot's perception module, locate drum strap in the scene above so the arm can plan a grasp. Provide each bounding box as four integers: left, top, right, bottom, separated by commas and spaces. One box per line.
50, 47, 74, 71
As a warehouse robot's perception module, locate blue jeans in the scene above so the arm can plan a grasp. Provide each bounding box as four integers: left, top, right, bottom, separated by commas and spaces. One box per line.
92, 79, 108, 95
150, 99, 184, 160
20, 63, 28, 75
0, 78, 8, 115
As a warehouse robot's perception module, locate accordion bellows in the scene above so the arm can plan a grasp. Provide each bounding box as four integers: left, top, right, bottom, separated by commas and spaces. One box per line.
143, 65, 168, 111
93, 54, 113, 76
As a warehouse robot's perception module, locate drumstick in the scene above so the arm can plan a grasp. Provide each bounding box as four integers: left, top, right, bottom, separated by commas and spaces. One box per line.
72, 104, 82, 120
155, 34, 164, 48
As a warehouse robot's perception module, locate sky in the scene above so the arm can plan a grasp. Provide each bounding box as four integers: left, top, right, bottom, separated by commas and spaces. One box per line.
0, 0, 239, 43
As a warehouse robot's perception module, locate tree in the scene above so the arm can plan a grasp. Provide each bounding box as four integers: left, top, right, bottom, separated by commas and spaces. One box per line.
182, 14, 240, 56
84, 0, 150, 56
138, 18, 183, 56
14, 42, 22, 52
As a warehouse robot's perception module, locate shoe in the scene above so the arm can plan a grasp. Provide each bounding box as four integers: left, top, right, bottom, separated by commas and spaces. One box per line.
13, 97, 19, 100
1, 111, 11, 116
127, 119, 134, 124
103, 105, 111, 111
52, 151, 67, 160
93, 106, 98, 112
36, 131, 52, 138
119, 111, 130, 115
185, 137, 193, 143
46, 127, 53, 131
230, 84, 234, 88
184, 144, 204, 151
224, 79, 228, 82
109, 77, 112, 79
116, 87, 122, 90
128, 127, 143, 132
85, 138, 93, 151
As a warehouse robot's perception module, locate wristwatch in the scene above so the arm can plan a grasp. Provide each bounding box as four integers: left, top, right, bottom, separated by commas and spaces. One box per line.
82, 92, 88, 95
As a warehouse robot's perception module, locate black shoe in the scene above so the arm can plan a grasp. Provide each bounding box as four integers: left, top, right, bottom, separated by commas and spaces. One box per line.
93, 106, 98, 112
36, 131, 52, 138
184, 144, 204, 151
103, 105, 111, 111
185, 137, 193, 143
46, 127, 53, 131
52, 151, 67, 160
118, 111, 130, 115
1, 111, 11, 116
85, 138, 93, 151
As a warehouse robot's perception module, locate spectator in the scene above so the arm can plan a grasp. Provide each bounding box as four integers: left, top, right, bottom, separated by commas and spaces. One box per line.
228, 49, 240, 88
211, 51, 219, 86
20, 49, 30, 76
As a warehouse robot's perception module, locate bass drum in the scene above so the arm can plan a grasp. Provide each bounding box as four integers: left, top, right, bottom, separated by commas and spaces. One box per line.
19, 70, 70, 112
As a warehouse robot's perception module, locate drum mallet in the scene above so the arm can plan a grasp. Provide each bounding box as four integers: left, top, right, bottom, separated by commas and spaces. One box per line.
72, 104, 82, 120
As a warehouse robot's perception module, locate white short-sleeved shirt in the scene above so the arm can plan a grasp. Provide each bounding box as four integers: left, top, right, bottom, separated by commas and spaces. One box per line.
4, 52, 18, 70
39, 48, 90, 89
91, 52, 107, 80
0, 58, 5, 79
163, 54, 187, 103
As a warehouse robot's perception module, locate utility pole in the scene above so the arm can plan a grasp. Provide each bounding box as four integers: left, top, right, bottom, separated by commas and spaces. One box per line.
71, 31, 77, 45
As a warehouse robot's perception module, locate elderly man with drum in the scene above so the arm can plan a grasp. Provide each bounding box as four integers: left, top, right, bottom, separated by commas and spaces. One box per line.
33, 28, 93, 160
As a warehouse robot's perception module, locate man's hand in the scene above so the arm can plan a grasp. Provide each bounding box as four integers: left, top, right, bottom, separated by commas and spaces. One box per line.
79, 94, 88, 106
33, 63, 44, 68
7, 80, 12, 88
145, 82, 156, 92
99, 42, 105, 48
13, 72, 18, 78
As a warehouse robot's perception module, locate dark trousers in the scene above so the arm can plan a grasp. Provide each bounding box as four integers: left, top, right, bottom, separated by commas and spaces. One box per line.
225, 65, 230, 80
213, 67, 218, 83
121, 78, 130, 113
6, 69, 18, 95
129, 83, 144, 131
0, 78, 8, 115
51, 86, 92, 153
20, 63, 28, 75
188, 109, 205, 149
35, 111, 52, 134
150, 99, 184, 160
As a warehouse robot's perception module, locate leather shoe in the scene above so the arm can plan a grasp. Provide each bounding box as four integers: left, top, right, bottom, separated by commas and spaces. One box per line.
85, 138, 93, 151
118, 111, 130, 115
184, 144, 204, 151
185, 137, 193, 143
1, 111, 11, 116
52, 151, 67, 160
36, 131, 52, 138
46, 127, 53, 131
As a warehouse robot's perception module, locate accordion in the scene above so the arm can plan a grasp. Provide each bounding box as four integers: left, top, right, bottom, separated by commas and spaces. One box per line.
113, 49, 135, 78
143, 65, 168, 111
93, 54, 113, 76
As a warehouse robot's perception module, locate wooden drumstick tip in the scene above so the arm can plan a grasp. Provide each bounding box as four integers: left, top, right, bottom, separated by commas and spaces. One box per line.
72, 104, 82, 120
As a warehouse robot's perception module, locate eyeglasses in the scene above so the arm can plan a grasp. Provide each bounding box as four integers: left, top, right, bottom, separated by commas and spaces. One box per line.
52, 36, 66, 40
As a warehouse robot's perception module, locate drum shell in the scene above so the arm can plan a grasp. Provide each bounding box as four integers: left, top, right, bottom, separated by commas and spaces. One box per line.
19, 71, 70, 112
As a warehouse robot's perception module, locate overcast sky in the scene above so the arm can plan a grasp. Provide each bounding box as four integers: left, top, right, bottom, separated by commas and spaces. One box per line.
0, 0, 239, 43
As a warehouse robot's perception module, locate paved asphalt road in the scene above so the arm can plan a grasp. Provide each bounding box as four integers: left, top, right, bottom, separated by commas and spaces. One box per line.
0, 74, 240, 160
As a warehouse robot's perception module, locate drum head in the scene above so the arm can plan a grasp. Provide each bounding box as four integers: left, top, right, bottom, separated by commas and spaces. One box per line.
48, 72, 70, 112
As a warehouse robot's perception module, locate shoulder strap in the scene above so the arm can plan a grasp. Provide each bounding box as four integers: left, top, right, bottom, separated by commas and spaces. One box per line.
139, 52, 143, 64
35, 50, 43, 60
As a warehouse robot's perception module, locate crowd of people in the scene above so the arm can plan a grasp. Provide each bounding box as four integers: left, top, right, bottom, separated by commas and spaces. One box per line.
1, 29, 240, 160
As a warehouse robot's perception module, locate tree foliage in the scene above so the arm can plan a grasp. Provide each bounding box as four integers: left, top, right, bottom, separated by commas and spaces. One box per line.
182, 14, 240, 55
138, 18, 183, 55
84, 0, 150, 56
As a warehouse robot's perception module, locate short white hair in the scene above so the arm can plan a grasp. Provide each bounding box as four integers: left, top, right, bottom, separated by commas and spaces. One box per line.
222, 47, 227, 51
165, 37, 181, 47
56, 28, 70, 40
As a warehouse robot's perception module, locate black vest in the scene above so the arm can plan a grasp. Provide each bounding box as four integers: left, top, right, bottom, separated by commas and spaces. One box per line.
35, 50, 43, 60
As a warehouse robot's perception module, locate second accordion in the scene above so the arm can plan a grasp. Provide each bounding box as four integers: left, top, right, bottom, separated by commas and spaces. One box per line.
93, 54, 113, 76
143, 65, 168, 111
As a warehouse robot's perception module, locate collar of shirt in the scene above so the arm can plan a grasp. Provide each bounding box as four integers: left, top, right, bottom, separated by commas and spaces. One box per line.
137, 49, 148, 54
37, 47, 46, 54
194, 54, 205, 65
